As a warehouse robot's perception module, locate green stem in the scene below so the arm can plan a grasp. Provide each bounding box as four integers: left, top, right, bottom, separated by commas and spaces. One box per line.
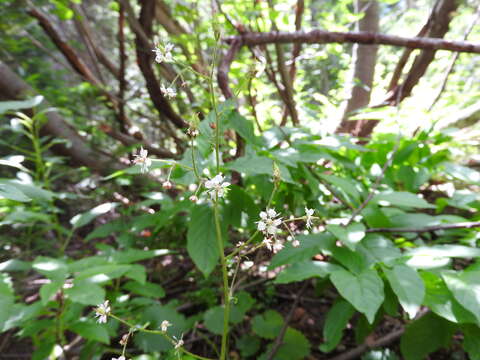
109, 314, 213, 360
191, 137, 201, 181
213, 199, 230, 360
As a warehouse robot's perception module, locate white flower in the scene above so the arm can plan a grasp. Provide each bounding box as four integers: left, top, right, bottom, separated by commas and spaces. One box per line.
174, 334, 184, 349
132, 147, 152, 173
272, 240, 284, 253
152, 43, 174, 63
292, 239, 300, 247
112, 356, 127, 360
162, 180, 173, 189
161, 320, 172, 332
262, 238, 273, 251
95, 300, 110, 324
205, 173, 230, 199
257, 209, 282, 235
160, 84, 177, 99
305, 207, 314, 229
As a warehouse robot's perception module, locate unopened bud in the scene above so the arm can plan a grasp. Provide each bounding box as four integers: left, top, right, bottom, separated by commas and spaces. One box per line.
209, 123, 216, 129
189, 195, 198, 203
162, 181, 172, 189
273, 162, 281, 184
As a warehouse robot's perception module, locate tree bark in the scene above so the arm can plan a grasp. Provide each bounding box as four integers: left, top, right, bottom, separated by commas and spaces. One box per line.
0, 61, 119, 174
385, 0, 458, 104
336, 0, 379, 135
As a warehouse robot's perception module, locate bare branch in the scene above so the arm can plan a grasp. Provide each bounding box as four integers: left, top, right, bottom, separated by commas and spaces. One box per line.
225, 29, 480, 53
367, 221, 480, 233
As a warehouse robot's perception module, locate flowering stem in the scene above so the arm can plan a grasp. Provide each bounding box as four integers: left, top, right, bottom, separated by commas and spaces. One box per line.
109, 314, 213, 360
190, 137, 201, 181
213, 198, 230, 360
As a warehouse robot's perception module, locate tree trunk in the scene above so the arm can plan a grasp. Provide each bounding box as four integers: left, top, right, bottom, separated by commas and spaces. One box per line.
0, 60, 120, 174
336, 0, 379, 136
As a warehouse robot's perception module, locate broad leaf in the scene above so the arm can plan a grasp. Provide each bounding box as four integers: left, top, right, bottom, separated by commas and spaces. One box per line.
372, 191, 435, 209
275, 261, 340, 284
326, 222, 366, 250
383, 265, 424, 319
187, 205, 219, 277
319, 299, 355, 352
330, 267, 384, 323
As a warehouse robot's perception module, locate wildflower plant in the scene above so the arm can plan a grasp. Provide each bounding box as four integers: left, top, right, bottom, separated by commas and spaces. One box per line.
99, 34, 319, 360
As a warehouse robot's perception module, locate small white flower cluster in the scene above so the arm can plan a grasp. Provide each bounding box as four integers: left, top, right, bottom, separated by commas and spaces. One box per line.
173, 334, 184, 350
205, 173, 230, 199
152, 43, 174, 63
305, 207, 314, 229
257, 209, 284, 253
95, 300, 111, 324
160, 84, 177, 99
161, 320, 171, 332
132, 147, 152, 173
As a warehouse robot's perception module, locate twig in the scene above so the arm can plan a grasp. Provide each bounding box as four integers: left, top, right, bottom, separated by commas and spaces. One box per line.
367, 221, 480, 233
327, 327, 404, 360
217, 38, 242, 99
428, 4, 480, 110
226, 29, 480, 53
266, 282, 308, 360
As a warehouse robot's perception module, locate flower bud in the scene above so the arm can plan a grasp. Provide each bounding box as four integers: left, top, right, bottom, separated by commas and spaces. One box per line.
189, 195, 198, 203
162, 181, 172, 189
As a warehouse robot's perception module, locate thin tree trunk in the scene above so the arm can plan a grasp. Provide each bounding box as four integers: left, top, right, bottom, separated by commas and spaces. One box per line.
0, 61, 119, 174
336, 0, 379, 135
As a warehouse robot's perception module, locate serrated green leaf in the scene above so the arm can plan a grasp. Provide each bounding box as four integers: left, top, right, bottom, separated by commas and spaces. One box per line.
252, 310, 283, 339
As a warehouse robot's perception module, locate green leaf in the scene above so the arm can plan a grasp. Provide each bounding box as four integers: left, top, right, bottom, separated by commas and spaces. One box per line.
187, 205, 219, 277
0, 273, 14, 330
252, 310, 283, 339
319, 299, 355, 352
268, 327, 310, 360
275, 261, 340, 284
442, 269, 480, 323
357, 234, 401, 266
70, 202, 118, 228
444, 163, 480, 185
0, 96, 43, 114
269, 233, 334, 268
4, 181, 55, 201
319, 174, 362, 205
65, 280, 105, 305
123, 281, 165, 298
70, 320, 110, 344
383, 265, 425, 319
32, 257, 68, 281
134, 304, 187, 352
0, 180, 31, 202
40, 281, 63, 305
372, 191, 435, 209
204, 306, 226, 335
237, 334, 261, 357
330, 267, 384, 323
326, 223, 366, 250
227, 111, 257, 145
75, 264, 131, 283
462, 324, 480, 360
400, 312, 455, 360
0, 259, 31, 272
421, 271, 477, 324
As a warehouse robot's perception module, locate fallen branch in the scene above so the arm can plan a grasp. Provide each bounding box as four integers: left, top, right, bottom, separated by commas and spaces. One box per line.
367, 221, 480, 233
226, 29, 480, 53
327, 327, 404, 360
